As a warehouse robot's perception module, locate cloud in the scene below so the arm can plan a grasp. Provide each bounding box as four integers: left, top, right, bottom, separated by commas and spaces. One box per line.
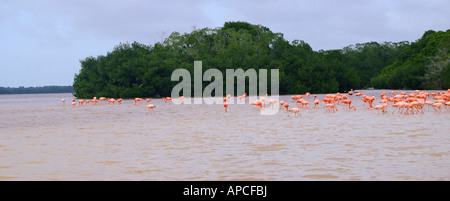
208, 0, 449, 49
0, 0, 449, 86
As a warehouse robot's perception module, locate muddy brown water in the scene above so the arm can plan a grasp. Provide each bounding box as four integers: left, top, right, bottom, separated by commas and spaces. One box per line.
0, 90, 449, 180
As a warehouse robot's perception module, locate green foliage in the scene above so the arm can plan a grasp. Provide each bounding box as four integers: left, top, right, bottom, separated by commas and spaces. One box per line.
343, 41, 410, 88
371, 29, 450, 89
72, 22, 450, 98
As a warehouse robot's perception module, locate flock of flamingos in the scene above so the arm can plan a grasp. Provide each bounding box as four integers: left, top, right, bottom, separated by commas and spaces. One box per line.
62, 89, 450, 116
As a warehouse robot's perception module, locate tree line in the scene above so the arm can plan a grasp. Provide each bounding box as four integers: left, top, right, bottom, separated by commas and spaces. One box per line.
73, 21, 450, 98
0, 86, 74, 94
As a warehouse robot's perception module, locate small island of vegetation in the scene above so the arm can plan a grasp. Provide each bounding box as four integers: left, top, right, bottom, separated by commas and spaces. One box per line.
73, 21, 449, 98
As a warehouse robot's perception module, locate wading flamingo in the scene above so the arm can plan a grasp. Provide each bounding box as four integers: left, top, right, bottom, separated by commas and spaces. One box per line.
250, 100, 264, 111
404, 103, 415, 114
313, 99, 320, 108
362, 96, 376, 108
91, 97, 97, 105
291, 96, 297, 102
312, 95, 320, 108
162, 97, 172, 103
108, 98, 115, 104
392, 101, 406, 114
99, 97, 107, 105
424, 100, 433, 109
297, 99, 310, 108
341, 99, 356, 111
373, 103, 388, 114
268, 99, 278, 108
432, 103, 444, 112
284, 103, 289, 111
288, 107, 301, 117
223, 102, 228, 112
239, 93, 247, 102
179, 96, 187, 103
146, 104, 156, 114
325, 104, 338, 113
135, 98, 144, 105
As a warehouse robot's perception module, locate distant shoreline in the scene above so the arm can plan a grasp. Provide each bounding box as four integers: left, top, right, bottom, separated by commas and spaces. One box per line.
0, 86, 74, 95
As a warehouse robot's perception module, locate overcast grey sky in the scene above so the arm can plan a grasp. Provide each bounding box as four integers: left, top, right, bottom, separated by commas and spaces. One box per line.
0, 0, 449, 87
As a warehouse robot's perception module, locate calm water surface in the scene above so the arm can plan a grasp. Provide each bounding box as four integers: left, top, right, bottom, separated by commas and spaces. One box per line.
0, 90, 449, 180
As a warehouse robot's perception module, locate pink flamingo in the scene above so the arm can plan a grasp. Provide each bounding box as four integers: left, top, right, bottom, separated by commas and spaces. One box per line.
284, 103, 289, 111
239, 93, 247, 102
99, 97, 107, 105
91, 97, 98, 105
288, 107, 301, 117
146, 104, 156, 114
250, 100, 264, 111
302, 99, 310, 108
325, 104, 338, 113
135, 98, 141, 105
178, 96, 186, 103
313, 99, 320, 108
404, 103, 415, 114
268, 99, 277, 108
341, 99, 356, 111
373, 103, 388, 114
162, 97, 172, 103
108, 98, 116, 104
392, 101, 406, 114
312, 95, 320, 108
432, 103, 444, 112
223, 102, 228, 112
